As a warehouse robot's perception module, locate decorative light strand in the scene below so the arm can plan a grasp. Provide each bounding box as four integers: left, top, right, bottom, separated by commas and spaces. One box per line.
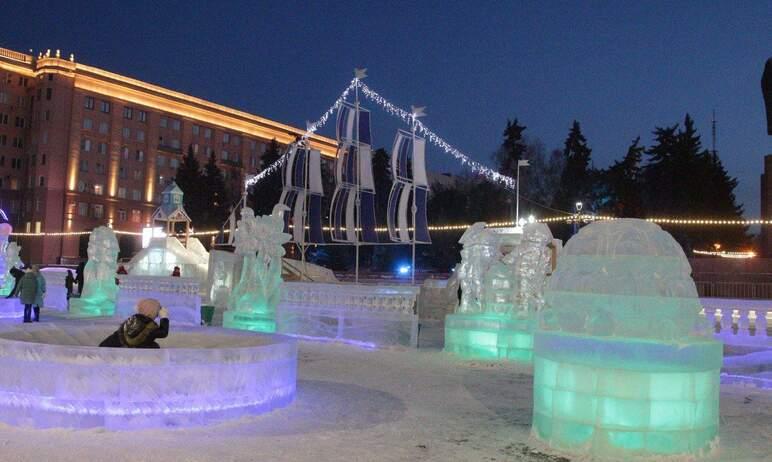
693, 249, 756, 259
355, 80, 516, 189
244, 79, 358, 189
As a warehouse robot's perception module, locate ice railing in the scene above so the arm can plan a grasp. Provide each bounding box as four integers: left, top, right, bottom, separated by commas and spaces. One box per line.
117, 275, 200, 295
700, 297, 771, 345
281, 282, 419, 315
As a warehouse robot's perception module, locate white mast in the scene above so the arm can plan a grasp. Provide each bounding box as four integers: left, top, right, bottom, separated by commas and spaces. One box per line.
410, 106, 426, 285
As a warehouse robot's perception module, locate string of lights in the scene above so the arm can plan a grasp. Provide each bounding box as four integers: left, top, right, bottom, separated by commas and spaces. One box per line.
243, 79, 358, 189
355, 80, 517, 189
10, 215, 771, 239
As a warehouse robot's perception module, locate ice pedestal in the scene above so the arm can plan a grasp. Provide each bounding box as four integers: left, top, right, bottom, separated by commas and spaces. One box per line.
223, 310, 276, 333
0, 323, 297, 429
532, 331, 721, 457
68, 295, 115, 318
445, 313, 534, 361
0, 298, 23, 319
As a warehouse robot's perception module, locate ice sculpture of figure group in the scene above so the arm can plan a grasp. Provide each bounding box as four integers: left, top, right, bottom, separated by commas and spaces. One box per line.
457, 221, 553, 318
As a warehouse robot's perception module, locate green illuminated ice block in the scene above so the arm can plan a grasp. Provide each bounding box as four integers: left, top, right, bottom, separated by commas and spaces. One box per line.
531, 219, 722, 459
445, 312, 535, 361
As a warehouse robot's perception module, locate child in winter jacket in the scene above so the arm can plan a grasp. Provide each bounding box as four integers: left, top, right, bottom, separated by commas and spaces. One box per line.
99, 298, 170, 348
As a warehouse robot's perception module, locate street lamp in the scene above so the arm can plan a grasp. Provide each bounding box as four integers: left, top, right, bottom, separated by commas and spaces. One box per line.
516, 159, 530, 226
572, 201, 583, 236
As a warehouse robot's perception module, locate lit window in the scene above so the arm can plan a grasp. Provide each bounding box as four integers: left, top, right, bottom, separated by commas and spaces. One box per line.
81, 138, 91, 152
94, 184, 104, 195
131, 209, 141, 223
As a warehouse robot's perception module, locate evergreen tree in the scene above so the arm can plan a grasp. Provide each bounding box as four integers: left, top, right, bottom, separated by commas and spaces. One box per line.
642, 114, 747, 251
248, 139, 284, 216
199, 153, 230, 230
494, 118, 528, 178
174, 144, 204, 225
601, 137, 644, 217
552, 121, 594, 212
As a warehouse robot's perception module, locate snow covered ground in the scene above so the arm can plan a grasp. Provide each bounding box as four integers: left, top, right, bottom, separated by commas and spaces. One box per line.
0, 316, 768, 461
0, 327, 770, 462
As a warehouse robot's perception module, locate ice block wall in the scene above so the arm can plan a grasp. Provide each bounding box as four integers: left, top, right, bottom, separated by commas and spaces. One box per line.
0, 323, 297, 430
531, 219, 722, 458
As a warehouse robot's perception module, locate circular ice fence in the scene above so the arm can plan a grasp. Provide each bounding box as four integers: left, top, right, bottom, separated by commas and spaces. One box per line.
0, 298, 23, 319
0, 323, 297, 430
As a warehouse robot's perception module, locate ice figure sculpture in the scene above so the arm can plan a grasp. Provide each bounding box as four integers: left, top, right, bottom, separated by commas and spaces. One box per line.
446, 223, 554, 361
0, 241, 22, 297
456, 222, 500, 313
69, 226, 120, 317
223, 205, 291, 333
531, 219, 722, 458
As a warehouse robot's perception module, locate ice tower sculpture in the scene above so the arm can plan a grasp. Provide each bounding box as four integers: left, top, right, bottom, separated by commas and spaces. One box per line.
531, 219, 721, 459
0, 212, 16, 296
446, 223, 554, 361
223, 205, 290, 333
69, 226, 120, 317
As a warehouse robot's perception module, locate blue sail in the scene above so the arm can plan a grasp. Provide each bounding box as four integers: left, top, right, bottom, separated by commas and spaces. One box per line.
279, 144, 325, 244
387, 130, 431, 244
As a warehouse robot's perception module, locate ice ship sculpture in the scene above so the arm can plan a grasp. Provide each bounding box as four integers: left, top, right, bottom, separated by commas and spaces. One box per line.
531, 219, 721, 458
69, 226, 120, 317
223, 204, 291, 333
446, 222, 554, 361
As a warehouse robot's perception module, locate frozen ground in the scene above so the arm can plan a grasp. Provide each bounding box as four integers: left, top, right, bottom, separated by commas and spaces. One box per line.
0, 328, 770, 462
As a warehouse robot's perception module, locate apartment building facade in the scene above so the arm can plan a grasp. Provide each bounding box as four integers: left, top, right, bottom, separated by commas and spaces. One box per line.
0, 47, 336, 263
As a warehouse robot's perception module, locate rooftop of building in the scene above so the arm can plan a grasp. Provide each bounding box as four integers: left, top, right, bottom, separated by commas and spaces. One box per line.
0, 46, 337, 156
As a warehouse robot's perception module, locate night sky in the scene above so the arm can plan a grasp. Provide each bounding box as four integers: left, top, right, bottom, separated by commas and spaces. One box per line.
2, 1, 770, 217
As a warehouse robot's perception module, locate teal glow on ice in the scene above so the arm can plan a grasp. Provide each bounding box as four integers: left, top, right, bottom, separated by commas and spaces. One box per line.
531, 219, 722, 458
222, 205, 290, 334
69, 226, 119, 318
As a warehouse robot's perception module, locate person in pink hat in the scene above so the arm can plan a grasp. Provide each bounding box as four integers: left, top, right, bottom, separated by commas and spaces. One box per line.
99, 298, 170, 348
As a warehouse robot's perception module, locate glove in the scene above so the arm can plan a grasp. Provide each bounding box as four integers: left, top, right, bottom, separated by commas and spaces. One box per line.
159, 308, 169, 319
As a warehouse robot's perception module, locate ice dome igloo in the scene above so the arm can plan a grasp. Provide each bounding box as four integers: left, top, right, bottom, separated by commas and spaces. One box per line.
531, 219, 722, 459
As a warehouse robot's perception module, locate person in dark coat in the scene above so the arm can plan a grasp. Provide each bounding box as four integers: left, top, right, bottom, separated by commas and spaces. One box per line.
6, 266, 24, 299
65, 270, 74, 300
17, 268, 38, 323
32, 265, 46, 322
171, 266, 181, 277
75, 261, 85, 295
99, 298, 169, 348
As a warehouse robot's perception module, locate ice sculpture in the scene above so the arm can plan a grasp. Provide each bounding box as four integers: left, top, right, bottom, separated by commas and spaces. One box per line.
0, 323, 297, 429
223, 205, 290, 333
446, 223, 554, 361
531, 219, 722, 458
0, 242, 22, 296
456, 222, 501, 313
69, 226, 120, 317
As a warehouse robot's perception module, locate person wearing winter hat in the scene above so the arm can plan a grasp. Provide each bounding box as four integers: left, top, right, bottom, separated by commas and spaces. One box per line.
99, 298, 170, 348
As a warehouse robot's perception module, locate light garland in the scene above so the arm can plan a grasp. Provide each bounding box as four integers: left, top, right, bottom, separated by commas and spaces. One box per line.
244, 79, 358, 189
693, 249, 756, 259
355, 80, 516, 189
